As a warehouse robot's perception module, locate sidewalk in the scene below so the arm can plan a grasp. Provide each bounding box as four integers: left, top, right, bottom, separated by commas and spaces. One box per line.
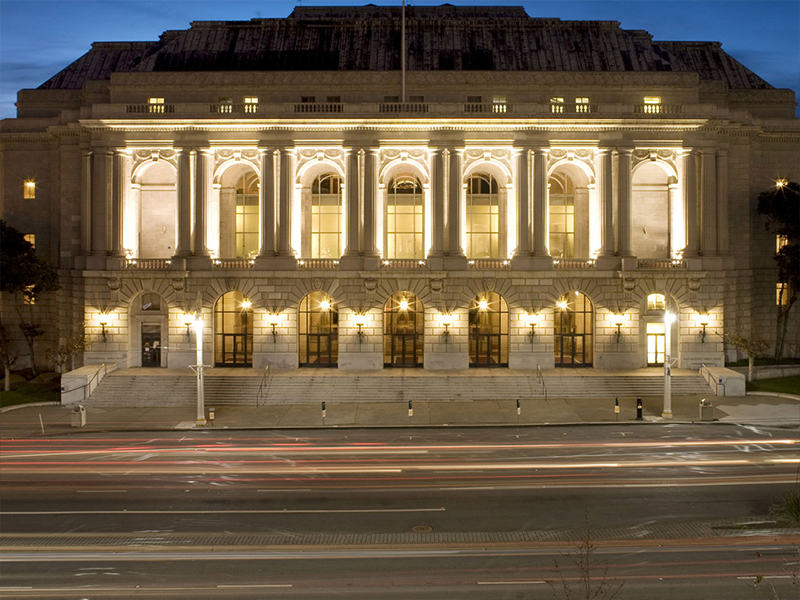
1, 393, 798, 437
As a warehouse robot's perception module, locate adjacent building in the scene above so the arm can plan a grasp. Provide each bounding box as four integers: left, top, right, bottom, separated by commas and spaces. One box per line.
2, 5, 798, 375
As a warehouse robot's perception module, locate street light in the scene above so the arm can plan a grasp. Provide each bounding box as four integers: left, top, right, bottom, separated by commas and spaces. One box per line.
662, 311, 676, 419
190, 316, 207, 426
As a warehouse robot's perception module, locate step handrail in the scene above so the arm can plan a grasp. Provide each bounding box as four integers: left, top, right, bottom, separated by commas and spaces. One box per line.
536, 364, 548, 402
256, 365, 271, 406
699, 363, 725, 396
66, 363, 107, 401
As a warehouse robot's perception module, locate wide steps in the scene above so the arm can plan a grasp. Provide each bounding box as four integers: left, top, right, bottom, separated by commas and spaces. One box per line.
85, 373, 713, 407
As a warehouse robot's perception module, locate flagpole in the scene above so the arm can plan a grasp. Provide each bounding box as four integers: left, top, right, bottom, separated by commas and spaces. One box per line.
401, 0, 406, 103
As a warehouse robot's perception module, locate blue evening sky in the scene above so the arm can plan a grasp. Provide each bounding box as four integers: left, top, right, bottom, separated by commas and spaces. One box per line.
1, 0, 798, 119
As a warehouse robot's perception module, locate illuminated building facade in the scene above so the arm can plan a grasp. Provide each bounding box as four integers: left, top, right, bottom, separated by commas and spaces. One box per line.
2, 5, 798, 373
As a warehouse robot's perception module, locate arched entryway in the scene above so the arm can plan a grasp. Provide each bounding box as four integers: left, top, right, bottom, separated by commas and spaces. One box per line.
554, 291, 593, 367
383, 292, 423, 367
469, 292, 508, 367
299, 292, 338, 367
214, 291, 253, 367
130, 291, 166, 368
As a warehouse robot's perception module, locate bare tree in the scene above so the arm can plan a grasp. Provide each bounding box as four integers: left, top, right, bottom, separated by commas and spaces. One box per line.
46, 329, 90, 374
720, 330, 770, 382
0, 318, 19, 391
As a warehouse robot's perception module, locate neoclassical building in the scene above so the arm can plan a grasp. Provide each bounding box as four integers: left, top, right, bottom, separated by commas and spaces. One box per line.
1, 5, 798, 374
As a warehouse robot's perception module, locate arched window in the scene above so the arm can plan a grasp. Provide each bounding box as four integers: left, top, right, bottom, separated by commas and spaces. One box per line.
235, 173, 259, 258
468, 292, 508, 367
466, 174, 500, 258
311, 174, 343, 258
647, 293, 666, 312
214, 291, 253, 367
549, 172, 575, 259
554, 291, 593, 367
386, 175, 424, 259
384, 292, 424, 367
298, 292, 338, 367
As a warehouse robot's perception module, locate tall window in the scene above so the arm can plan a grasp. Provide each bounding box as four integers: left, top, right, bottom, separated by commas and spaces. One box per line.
23, 180, 35, 199
549, 172, 575, 258
647, 293, 666, 311
466, 174, 500, 258
386, 175, 424, 259
235, 173, 259, 258
311, 174, 343, 258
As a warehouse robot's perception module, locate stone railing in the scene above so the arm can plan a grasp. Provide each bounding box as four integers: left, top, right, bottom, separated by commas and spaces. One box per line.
468, 259, 511, 269
297, 259, 339, 269
637, 259, 686, 269
553, 258, 596, 269
101, 102, 710, 120
380, 259, 428, 269
212, 258, 254, 269
124, 258, 171, 269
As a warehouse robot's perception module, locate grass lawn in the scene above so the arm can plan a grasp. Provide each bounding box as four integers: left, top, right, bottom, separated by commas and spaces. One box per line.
747, 375, 800, 395
0, 382, 61, 409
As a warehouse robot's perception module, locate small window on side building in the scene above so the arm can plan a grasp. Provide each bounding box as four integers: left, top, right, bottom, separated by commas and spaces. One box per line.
575, 97, 591, 113
244, 96, 259, 113
326, 95, 341, 103
23, 180, 36, 199
218, 97, 233, 113
777, 282, 789, 306
408, 95, 424, 103
550, 97, 565, 113
23, 234, 35, 247
643, 97, 661, 114
492, 95, 507, 113
148, 97, 165, 114
301, 96, 316, 103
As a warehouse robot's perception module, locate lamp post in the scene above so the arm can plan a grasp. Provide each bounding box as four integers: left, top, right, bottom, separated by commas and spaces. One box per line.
662, 311, 675, 419
191, 317, 206, 426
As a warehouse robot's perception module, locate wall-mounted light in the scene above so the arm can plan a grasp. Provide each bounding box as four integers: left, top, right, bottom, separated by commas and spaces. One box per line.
399, 297, 409, 312
320, 299, 331, 311
478, 298, 489, 311
353, 314, 367, 344
524, 313, 538, 343
439, 313, 453, 343
241, 299, 252, 310
557, 299, 568, 311
98, 313, 109, 342
698, 314, 709, 343
614, 314, 625, 343
776, 178, 788, 189
267, 313, 281, 342
182, 312, 195, 340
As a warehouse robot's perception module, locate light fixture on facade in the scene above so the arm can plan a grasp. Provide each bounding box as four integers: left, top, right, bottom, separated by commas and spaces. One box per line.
320, 299, 331, 311
98, 313, 109, 342
698, 313, 709, 343
439, 312, 453, 343
557, 299, 568, 311
241, 299, 252, 310
399, 297, 409, 311
23, 180, 36, 199
478, 298, 489, 311
183, 312, 195, 339
267, 313, 281, 342
525, 313, 538, 342
614, 314, 625, 343
776, 179, 788, 188
353, 314, 367, 343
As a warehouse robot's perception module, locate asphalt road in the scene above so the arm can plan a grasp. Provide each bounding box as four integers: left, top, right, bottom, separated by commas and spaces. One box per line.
1, 423, 798, 599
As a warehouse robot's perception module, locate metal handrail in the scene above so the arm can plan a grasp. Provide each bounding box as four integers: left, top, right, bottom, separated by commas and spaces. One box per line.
536, 364, 548, 402
65, 363, 107, 401
256, 365, 271, 407
700, 363, 725, 396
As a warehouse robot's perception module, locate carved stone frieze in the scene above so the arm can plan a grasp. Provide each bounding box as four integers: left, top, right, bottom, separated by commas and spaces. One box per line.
131, 149, 177, 173
214, 148, 259, 172
631, 148, 678, 170
379, 148, 429, 181
295, 147, 346, 176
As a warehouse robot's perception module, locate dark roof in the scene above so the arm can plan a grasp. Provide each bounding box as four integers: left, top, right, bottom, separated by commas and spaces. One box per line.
39, 5, 773, 90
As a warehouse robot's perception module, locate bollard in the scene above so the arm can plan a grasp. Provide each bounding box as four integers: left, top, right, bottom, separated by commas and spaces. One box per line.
614, 397, 619, 421
636, 397, 643, 420
321, 401, 327, 420
408, 400, 413, 418
516, 398, 521, 416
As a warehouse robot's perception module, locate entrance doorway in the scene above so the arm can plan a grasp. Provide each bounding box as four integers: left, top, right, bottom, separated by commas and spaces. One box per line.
214, 291, 253, 367
646, 322, 666, 366
384, 292, 423, 367
469, 292, 508, 367
554, 291, 593, 367
299, 292, 338, 367
141, 324, 161, 367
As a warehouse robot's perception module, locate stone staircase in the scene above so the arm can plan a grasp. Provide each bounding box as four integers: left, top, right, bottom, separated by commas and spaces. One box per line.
84, 371, 714, 407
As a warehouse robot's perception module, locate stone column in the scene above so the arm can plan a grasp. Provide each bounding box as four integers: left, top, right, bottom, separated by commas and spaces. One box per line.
109, 150, 126, 259
716, 150, 729, 256
616, 148, 633, 257
81, 149, 92, 255
513, 147, 531, 258
682, 149, 699, 258
531, 148, 549, 257
193, 150, 210, 257
700, 148, 717, 256
339, 148, 362, 269
597, 148, 614, 257
362, 148, 379, 259
446, 147, 465, 257
257, 148, 276, 258
428, 148, 445, 259
90, 149, 111, 257
275, 147, 295, 261
173, 148, 192, 259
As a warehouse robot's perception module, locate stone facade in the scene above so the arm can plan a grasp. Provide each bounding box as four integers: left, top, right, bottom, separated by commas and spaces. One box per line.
1, 6, 798, 374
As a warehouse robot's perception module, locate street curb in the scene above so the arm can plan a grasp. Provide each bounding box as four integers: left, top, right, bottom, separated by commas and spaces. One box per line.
0, 401, 60, 414
747, 391, 800, 402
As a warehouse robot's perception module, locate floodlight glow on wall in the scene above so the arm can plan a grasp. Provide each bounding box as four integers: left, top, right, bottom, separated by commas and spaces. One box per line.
478, 298, 489, 311
557, 300, 568, 310
524, 313, 538, 342
614, 314, 625, 343
267, 313, 281, 342
182, 312, 195, 340
241, 299, 252, 310
98, 313, 109, 342
698, 313, 710, 343
353, 314, 367, 343
439, 313, 454, 343
320, 299, 331, 311
399, 297, 409, 311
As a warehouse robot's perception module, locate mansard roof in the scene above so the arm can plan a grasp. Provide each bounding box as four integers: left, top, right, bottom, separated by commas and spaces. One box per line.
39, 4, 773, 91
